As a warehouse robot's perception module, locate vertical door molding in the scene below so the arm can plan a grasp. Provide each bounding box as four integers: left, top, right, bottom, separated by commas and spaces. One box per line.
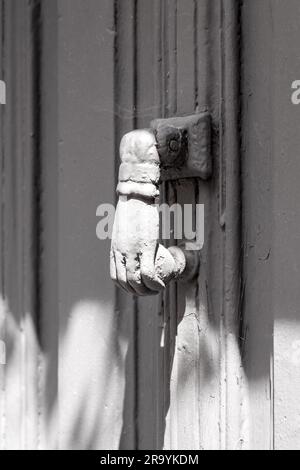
116, 0, 246, 450
220, 0, 247, 450
0, 0, 43, 450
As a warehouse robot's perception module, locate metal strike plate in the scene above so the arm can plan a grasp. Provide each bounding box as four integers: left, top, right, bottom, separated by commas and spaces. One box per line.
151, 112, 212, 181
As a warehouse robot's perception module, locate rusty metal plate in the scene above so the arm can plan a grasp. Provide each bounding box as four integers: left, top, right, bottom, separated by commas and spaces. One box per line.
151, 112, 212, 182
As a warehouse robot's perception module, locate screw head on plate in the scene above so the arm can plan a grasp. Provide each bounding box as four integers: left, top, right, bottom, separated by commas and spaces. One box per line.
155, 125, 187, 168
169, 139, 180, 153
151, 113, 212, 181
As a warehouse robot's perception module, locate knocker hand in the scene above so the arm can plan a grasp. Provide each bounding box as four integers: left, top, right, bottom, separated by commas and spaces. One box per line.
110, 129, 186, 296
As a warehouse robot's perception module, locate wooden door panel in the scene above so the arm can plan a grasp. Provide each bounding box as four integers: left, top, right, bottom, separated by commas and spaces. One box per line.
1, 0, 300, 451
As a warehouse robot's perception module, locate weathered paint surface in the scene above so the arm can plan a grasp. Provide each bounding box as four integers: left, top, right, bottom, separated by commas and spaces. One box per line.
0, 0, 300, 451
242, 0, 300, 450
0, 0, 41, 450
115, 0, 245, 450
56, 0, 124, 450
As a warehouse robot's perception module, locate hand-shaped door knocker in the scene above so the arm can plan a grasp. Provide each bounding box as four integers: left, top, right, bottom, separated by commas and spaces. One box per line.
110, 114, 211, 296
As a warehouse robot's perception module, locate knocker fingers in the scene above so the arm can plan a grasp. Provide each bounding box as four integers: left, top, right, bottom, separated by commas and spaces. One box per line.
125, 254, 155, 296
113, 250, 136, 295
140, 250, 166, 293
